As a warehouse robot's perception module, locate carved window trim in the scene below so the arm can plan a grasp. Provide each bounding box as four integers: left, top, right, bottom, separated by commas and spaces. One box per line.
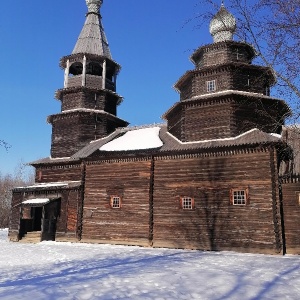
110, 196, 122, 209
180, 196, 195, 210
206, 80, 216, 92
230, 188, 249, 205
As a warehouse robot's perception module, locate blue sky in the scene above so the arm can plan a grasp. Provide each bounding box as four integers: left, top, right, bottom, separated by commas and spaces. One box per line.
0, 0, 216, 175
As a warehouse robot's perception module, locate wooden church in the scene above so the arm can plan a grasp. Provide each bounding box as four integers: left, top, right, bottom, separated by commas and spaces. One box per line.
9, 0, 300, 254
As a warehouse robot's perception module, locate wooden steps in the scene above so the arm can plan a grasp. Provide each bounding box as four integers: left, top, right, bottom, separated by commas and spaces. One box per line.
19, 231, 41, 243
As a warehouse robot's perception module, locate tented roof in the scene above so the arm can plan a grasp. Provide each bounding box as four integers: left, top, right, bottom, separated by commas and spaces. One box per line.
72, 5, 111, 58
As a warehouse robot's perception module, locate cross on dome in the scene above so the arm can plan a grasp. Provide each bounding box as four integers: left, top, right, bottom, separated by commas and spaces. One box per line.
86, 0, 103, 13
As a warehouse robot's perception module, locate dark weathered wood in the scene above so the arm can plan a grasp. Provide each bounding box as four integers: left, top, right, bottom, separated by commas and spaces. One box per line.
36, 164, 82, 183
281, 175, 300, 254
81, 160, 152, 245
9, 4, 300, 256
152, 149, 282, 253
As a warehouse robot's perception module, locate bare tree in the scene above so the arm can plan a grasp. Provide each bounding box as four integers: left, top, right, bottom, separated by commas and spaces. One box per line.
0, 162, 34, 228
190, 0, 300, 174
193, 0, 300, 124
0, 140, 10, 151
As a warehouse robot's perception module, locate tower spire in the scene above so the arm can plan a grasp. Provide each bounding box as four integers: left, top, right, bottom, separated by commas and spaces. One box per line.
72, 0, 111, 58
50, 0, 127, 158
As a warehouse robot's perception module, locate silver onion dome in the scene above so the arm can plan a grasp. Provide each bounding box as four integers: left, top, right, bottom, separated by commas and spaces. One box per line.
86, 0, 103, 13
209, 3, 236, 43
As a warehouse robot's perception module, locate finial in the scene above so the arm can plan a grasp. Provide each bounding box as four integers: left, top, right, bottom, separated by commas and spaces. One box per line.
221, 0, 224, 7
86, 0, 102, 14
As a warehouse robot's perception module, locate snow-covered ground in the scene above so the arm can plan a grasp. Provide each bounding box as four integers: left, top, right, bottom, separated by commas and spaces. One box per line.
0, 228, 300, 300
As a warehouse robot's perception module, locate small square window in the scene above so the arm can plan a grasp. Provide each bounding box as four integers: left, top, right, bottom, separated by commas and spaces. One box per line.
181, 197, 194, 210
230, 189, 249, 205
110, 196, 121, 208
37, 170, 42, 182
206, 80, 216, 92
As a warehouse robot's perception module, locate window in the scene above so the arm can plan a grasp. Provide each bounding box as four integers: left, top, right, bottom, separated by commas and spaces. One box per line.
110, 196, 121, 208
37, 170, 42, 182
230, 189, 249, 205
181, 197, 194, 210
206, 80, 216, 92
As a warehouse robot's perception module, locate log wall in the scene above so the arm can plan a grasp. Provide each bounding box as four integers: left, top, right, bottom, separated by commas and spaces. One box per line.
182, 99, 234, 141
81, 159, 152, 246
51, 114, 109, 157
61, 89, 118, 115
9, 188, 81, 242
234, 98, 284, 134
152, 149, 282, 254
195, 43, 252, 68
180, 67, 270, 101
9, 193, 23, 241
35, 164, 82, 183
56, 189, 82, 242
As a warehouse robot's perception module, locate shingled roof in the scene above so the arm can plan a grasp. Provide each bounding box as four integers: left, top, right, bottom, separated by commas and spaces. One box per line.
30, 124, 283, 166
72, 2, 111, 58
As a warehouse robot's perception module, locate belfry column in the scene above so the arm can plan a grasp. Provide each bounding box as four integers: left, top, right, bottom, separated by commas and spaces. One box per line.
82, 55, 87, 86
102, 59, 107, 89
64, 59, 70, 88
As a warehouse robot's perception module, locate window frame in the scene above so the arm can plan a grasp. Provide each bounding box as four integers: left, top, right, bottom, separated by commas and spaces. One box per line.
206, 80, 216, 92
230, 188, 249, 206
110, 196, 122, 209
180, 196, 195, 210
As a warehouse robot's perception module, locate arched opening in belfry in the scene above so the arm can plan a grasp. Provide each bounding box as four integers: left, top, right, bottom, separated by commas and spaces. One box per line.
86, 62, 103, 76
69, 62, 83, 76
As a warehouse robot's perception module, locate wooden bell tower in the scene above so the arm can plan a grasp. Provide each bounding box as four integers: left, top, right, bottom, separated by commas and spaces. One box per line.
48, 0, 128, 158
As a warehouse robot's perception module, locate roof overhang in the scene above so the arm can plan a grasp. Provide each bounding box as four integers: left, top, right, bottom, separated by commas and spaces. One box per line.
22, 198, 59, 207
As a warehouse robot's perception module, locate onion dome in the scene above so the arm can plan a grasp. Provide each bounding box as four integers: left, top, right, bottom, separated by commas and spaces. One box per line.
86, 0, 103, 14
209, 3, 236, 43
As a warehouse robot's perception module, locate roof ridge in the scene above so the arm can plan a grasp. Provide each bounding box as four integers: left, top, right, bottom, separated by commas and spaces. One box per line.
166, 128, 280, 145
118, 123, 167, 133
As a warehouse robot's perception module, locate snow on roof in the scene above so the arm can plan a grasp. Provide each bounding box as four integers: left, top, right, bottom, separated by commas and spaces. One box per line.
270, 133, 282, 139
22, 198, 50, 205
100, 127, 163, 151
167, 128, 281, 145
17, 182, 69, 189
